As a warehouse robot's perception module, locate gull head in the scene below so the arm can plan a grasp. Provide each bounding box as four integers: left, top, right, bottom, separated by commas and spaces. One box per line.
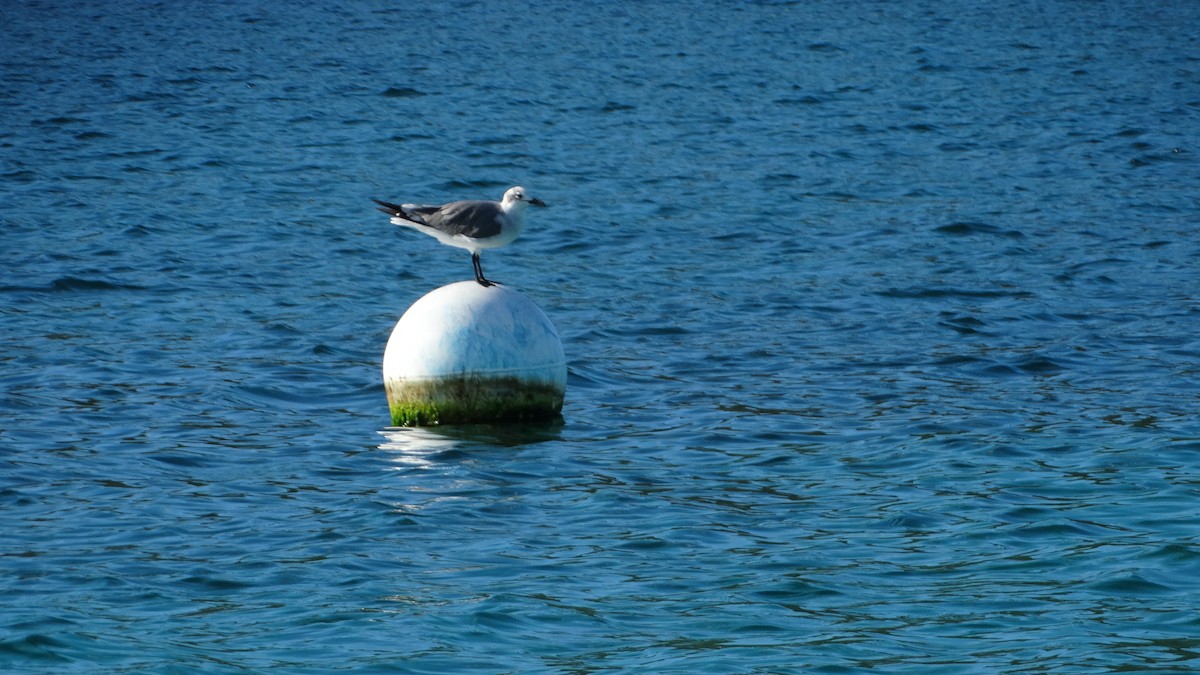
501, 186, 547, 210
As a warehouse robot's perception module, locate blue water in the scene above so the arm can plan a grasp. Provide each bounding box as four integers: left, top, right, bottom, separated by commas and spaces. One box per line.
3, 0, 1199, 671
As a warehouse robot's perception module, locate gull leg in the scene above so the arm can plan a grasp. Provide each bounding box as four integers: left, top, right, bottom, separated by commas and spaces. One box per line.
472, 253, 495, 287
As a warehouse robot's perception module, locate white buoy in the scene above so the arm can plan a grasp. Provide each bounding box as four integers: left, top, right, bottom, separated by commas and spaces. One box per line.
383, 281, 567, 426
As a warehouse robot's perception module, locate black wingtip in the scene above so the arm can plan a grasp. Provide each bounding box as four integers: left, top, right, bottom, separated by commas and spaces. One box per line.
372, 198, 403, 216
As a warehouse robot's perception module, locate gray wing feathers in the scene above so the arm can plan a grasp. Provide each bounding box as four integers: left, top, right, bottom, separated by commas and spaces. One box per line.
425, 200, 504, 238
374, 198, 504, 239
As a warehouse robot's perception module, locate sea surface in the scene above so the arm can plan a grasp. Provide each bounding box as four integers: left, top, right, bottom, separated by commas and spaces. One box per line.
3, 0, 1199, 672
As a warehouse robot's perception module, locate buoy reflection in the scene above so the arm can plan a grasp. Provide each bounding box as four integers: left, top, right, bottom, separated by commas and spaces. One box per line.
377, 422, 565, 468
377, 427, 464, 468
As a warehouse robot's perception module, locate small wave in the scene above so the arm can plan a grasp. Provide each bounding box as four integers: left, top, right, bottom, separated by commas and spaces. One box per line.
381, 86, 427, 98
877, 287, 1034, 300
75, 131, 113, 141
0, 277, 148, 293
181, 575, 254, 591
1014, 354, 1066, 374
469, 135, 523, 147
1143, 543, 1200, 562
1, 170, 39, 182
600, 101, 636, 113
1130, 148, 1188, 167
934, 221, 1025, 238
387, 133, 435, 143
436, 179, 508, 192
937, 314, 987, 334
774, 95, 826, 106
0, 633, 73, 661
1087, 573, 1174, 597
50, 277, 145, 292
33, 116, 87, 126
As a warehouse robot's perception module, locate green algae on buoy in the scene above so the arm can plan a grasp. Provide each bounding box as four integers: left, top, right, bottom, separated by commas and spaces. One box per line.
383, 281, 567, 426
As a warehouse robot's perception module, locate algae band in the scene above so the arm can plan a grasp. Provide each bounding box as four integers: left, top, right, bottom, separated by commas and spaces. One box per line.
386, 375, 565, 426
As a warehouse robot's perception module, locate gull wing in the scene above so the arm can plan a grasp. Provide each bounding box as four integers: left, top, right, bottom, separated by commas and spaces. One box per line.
424, 200, 504, 239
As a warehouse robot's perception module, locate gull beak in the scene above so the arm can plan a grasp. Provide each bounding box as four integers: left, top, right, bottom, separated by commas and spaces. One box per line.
529, 197, 547, 207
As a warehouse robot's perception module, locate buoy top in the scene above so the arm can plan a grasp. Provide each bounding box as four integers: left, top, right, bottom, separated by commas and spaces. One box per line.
383, 281, 566, 385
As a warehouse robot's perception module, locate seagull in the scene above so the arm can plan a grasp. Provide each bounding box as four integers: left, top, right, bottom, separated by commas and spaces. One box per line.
373, 186, 547, 287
